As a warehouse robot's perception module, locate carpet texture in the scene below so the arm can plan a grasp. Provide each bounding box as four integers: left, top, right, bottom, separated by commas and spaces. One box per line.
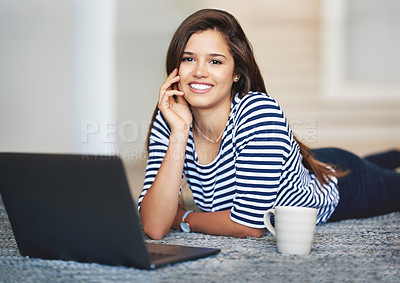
0, 198, 399, 283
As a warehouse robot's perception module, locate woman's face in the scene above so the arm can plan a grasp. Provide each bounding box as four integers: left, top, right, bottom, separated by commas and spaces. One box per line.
177, 29, 237, 111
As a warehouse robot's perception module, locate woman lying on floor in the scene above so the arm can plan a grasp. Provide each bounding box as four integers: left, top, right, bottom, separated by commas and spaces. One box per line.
137, 9, 400, 240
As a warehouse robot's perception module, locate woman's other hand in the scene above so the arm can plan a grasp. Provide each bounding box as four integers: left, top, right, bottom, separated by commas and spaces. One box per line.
172, 203, 186, 230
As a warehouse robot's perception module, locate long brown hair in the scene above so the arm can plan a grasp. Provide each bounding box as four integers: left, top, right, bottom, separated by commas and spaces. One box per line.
146, 9, 347, 184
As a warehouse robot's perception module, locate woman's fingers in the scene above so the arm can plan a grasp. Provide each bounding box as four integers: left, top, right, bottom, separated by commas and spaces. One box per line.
159, 88, 184, 109
162, 75, 179, 91
160, 89, 183, 103
157, 68, 192, 127
159, 69, 179, 93
166, 67, 178, 79
159, 68, 183, 105
159, 80, 180, 102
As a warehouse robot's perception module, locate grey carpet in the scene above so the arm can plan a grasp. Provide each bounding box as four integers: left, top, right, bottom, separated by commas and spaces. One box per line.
0, 198, 399, 283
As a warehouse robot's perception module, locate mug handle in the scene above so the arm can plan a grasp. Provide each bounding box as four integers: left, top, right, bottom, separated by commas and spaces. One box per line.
263, 208, 276, 237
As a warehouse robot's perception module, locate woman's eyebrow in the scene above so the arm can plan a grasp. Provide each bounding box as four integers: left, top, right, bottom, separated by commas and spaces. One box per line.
210, 53, 227, 59
183, 51, 227, 59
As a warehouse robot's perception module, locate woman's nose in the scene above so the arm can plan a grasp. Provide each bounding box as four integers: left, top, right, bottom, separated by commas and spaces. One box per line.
193, 61, 208, 78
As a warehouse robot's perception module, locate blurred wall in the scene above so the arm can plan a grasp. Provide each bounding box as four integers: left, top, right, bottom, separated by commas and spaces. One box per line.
1, 0, 399, 159
0, 0, 116, 154
0, 0, 74, 153
346, 0, 400, 84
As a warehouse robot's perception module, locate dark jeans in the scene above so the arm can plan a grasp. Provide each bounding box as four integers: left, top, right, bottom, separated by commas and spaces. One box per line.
311, 148, 400, 222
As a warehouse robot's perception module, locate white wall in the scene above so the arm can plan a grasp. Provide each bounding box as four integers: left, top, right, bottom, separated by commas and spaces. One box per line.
0, 0, 74, 153
72, 0, 116, 155
321, 0, 400, 99
0, 0, 117, 154
346, 0, 400, 84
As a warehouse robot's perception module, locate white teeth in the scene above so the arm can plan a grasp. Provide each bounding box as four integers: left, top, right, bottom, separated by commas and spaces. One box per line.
190, 83, 212, 90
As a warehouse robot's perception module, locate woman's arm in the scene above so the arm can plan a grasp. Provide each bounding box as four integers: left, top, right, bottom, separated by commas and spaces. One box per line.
140, 135, 187, 240
140, 69, 193, 240
172, 208, 264, 238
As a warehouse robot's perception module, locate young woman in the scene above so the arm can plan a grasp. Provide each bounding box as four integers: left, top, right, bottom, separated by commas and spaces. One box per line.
138, 9, 400, 240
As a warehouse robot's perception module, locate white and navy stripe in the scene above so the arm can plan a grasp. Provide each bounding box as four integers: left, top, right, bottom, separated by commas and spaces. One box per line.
138, 92, 339, 228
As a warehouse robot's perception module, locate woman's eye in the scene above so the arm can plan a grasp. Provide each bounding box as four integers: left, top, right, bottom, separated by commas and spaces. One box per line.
182, 57, 193, 62
210, 59, 222, 65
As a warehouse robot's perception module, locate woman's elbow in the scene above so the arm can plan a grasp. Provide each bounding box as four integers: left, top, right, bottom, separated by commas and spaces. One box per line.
249, 229, 263, 238
143, 225, 169, 240
139, 209, 171, 240
239, 227, 263, 238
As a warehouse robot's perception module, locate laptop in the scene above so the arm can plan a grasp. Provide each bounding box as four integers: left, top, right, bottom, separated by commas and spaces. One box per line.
0, 152, 220, 269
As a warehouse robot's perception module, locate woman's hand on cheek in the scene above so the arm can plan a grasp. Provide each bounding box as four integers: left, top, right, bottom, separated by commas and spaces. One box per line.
158, 68, 192, 135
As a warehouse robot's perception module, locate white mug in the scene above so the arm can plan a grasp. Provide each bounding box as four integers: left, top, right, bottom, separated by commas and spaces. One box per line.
264, 206, 318, 255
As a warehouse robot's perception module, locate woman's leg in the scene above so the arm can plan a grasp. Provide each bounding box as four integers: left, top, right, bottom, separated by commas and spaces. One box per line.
311, 148, 400, 222
363, 149, 400, 170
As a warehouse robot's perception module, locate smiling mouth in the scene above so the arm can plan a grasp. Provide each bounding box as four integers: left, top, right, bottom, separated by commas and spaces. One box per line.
189, 83, 213, 90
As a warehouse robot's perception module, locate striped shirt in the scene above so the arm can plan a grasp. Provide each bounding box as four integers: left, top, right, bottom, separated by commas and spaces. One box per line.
138, 92, 339, 228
